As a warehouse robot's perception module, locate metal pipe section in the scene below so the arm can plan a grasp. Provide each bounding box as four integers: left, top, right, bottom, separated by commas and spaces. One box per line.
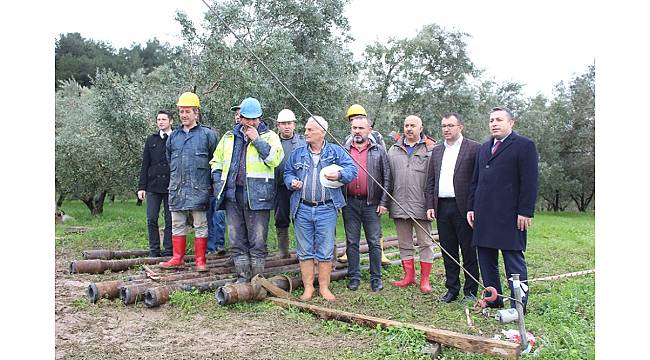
73, 237, 407, 274
82, 249, 150, 260
144, 277, 236, 308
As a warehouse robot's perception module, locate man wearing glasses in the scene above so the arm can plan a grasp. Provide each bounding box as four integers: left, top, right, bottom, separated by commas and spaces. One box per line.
425, 112, 480, 304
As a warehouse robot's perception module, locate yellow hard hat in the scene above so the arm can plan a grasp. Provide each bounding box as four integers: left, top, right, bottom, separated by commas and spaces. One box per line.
177, 92, 201, 108
346, 104, 367, 119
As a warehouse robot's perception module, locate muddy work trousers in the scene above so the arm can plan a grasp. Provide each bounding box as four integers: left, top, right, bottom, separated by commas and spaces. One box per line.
225, 186, 270, 259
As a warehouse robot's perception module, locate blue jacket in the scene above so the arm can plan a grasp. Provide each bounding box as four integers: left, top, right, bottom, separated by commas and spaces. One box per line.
166, 124, 218, 211
210, 121, 283, 211
283, 141, 357, 219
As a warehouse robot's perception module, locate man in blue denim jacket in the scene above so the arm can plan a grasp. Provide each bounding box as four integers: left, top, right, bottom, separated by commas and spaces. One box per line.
283, 116, 357, 301
159, 92, 217, 272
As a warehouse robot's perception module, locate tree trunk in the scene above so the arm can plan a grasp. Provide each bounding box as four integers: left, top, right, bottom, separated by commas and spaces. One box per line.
56, 193, 66, 207
110, 194, 116, 203
92, 191, 108, 215
81, 191, 108, 215
571, 191, 594, 212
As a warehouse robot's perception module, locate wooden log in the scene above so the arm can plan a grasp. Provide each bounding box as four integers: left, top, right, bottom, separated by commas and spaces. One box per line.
267, 297, 520, 359
527, 269, 594, 282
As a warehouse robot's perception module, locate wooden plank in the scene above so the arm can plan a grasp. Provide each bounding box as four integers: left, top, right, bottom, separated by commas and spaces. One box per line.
268, 297, 519, 359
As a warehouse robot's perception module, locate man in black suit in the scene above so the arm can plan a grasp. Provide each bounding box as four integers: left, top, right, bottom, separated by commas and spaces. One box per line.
467, 106, 539, 311
425, 112, 480, 304
137, 110, 174, 257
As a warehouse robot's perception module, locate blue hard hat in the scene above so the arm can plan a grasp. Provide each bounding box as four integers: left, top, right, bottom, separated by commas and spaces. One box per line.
238, 97, 263, 118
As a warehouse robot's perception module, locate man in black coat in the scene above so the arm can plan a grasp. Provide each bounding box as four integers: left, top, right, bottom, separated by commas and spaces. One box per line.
137, 110, 174, 257
467, 107, 539, 311
425, 112, 480, 304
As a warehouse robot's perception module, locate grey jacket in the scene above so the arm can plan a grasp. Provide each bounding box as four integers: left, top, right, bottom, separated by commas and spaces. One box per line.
387, 135, 435, 220
343, 137, 392, 207
275, 133, 306, 184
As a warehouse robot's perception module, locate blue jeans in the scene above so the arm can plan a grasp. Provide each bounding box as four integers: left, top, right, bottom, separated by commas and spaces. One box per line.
294, 201, 337, 262
342, 196, 382, 282
225, 186, 270, 259
207, 195, 226, 252
145, 191, 172, 257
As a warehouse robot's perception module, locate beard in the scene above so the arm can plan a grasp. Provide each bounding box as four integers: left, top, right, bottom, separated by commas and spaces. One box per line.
353, 135, 365, 144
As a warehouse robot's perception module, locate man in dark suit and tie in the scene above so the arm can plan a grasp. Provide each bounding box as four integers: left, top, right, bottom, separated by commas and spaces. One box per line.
467, 106, 539, 311
425, 112, 480, 304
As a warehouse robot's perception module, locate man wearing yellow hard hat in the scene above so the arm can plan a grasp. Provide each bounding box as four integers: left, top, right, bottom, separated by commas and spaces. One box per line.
159, 92, 218, 272
337, 104, 391, 266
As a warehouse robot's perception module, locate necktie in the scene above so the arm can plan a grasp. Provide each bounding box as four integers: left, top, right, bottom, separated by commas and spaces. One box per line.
162, 133, 168, 141
491, 140, 502, 155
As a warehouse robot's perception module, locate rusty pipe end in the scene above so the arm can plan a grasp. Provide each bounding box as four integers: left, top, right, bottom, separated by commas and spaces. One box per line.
144, 288, 157, 307
119, 286, 135, 304
87, 283, 99, 303
144, 288, 161, 308
215, 286, 230, 305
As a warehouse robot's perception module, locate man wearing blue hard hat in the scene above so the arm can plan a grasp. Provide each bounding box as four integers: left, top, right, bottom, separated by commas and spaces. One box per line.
209, 97, 284, 283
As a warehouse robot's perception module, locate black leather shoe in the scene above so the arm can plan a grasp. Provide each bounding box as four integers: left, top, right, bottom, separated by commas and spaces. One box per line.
347, 279, 360, 291
371, 279, 383, 292
438, 292, 458, 303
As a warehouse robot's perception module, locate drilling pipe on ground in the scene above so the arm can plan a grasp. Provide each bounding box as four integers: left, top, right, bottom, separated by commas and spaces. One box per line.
73, 236, 407, 275
82, 249, 151, 260
71, 252, 231, 274
89, 257, 306, 303
143, 263, 305, 307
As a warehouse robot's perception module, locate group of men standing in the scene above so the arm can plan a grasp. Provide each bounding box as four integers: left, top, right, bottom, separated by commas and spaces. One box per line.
138, 91, 538, 310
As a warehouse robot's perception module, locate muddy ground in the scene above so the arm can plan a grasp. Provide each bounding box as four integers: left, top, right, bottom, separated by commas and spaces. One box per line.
55, 249, 378, 360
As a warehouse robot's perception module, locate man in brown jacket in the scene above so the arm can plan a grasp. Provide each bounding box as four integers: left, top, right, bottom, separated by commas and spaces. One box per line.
387, 115, 436, 293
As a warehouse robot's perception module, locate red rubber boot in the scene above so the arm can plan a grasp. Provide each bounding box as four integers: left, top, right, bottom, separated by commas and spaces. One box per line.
159, 235, 186, 269
419, 261, 432, 294
392, 259, 417, 288
194, 237, 208, 272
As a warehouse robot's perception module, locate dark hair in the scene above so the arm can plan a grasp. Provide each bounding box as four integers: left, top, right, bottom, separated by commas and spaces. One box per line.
491, 106, 514, 120
443, 112, 464, 125
157, 110, 173, 120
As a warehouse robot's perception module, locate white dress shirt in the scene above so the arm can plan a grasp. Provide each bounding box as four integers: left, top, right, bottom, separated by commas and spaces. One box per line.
438, 135, 463, 198
160, 129, 172, 139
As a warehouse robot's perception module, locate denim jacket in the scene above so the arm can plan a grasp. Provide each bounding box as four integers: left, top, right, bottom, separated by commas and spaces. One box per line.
166, 124, 218, 211
283, 141, 358, 219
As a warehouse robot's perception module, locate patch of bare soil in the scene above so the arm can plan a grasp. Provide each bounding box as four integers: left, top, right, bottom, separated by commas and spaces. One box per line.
55, 250, 374, 359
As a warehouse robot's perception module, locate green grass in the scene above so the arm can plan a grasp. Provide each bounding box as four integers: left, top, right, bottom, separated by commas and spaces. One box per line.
57, 200, 595, 359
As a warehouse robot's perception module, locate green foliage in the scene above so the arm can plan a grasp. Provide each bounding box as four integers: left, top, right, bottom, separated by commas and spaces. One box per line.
55, 32, 178, 89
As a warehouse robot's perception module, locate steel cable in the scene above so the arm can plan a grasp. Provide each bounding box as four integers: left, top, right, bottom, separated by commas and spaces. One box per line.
199, 0, 520, 305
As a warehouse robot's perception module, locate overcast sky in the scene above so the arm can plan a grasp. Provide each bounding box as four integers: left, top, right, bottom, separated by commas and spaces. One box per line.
54, 0, 595, 97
